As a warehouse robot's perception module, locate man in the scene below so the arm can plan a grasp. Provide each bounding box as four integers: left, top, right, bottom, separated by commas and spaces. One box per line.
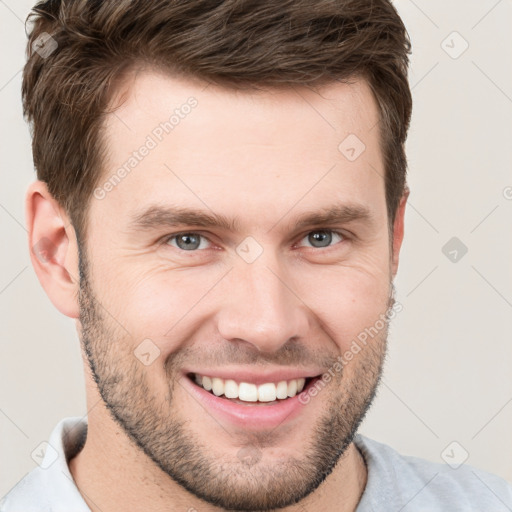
2, 0, 511, 510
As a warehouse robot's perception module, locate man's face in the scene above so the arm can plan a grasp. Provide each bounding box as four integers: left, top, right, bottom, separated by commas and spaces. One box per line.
78, 70, 397, 510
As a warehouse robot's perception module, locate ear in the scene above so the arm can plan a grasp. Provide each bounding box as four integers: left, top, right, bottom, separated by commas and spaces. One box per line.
26, 180, 80, 318
391, 186, 409, 278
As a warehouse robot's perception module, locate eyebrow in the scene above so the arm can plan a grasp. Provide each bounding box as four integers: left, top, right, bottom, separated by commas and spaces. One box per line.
127, 203, 373, 234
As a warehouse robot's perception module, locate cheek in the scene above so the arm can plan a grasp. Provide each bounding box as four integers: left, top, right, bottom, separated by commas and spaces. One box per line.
108, 266, 224, 343
93, 241, 390, 357
295, 262, 391, 350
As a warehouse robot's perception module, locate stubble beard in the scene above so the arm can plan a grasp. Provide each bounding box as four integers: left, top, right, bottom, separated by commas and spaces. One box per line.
77, 244, 390, 511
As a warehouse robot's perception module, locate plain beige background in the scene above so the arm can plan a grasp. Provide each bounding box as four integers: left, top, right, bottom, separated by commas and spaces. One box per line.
1, 0, 511, 500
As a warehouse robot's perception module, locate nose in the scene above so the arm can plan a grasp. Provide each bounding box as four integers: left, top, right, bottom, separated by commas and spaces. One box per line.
215, 255, 310, 354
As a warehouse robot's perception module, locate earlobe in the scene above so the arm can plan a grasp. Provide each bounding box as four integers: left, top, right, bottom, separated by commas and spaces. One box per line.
26, 180, 80, 319
391, 186, 409, 277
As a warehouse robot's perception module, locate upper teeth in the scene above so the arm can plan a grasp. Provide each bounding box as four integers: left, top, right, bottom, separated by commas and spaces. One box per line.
194, 374, 306, 402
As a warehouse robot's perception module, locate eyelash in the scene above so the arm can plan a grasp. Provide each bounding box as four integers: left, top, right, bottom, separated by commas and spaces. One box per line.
161, 229, 348, 253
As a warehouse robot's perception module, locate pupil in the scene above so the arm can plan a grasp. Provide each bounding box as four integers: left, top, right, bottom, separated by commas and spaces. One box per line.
178, 233, 200, 250
309, 231, 331, 248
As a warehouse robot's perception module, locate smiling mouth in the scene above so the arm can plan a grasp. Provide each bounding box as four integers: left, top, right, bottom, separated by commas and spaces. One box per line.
187, 373, 320, 404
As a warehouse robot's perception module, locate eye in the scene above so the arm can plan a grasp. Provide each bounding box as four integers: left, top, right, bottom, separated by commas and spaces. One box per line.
161, 229, 346, 253
164, 232, 212, 251
296, 229, 345, 249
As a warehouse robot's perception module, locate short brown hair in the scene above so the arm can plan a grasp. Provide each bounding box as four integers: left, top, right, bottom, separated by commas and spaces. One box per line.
22, 0, 412, 243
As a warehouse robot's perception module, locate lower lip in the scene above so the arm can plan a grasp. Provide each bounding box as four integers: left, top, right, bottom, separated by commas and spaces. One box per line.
180, 375, 315, 430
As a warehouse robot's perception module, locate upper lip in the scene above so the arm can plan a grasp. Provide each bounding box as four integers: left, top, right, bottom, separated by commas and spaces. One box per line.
184, 367, 323, 386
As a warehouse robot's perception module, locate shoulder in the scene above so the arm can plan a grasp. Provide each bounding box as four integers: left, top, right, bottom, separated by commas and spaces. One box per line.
1, 416, 89, 512
354, 434, 512, 511
0, 467, 53, 512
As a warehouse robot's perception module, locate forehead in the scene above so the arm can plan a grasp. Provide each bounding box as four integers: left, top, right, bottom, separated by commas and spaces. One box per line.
90, 69, 385, 235
106, 70, 379, 147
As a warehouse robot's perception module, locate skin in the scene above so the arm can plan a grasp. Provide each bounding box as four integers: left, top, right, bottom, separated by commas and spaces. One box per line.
26, 69, 407, 511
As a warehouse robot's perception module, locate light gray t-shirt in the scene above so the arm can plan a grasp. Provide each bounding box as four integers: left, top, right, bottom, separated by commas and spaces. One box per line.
2, 416, 511, 511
